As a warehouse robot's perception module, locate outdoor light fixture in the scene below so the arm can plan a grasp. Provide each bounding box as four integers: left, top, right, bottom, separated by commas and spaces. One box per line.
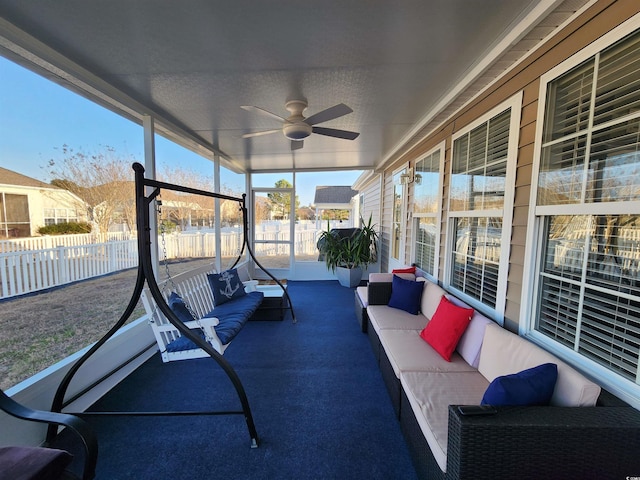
400, 168, 414, 185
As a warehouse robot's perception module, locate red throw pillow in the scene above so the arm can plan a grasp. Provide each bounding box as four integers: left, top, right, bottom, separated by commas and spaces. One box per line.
420, 296, 474, 361
392, 266, 416, 274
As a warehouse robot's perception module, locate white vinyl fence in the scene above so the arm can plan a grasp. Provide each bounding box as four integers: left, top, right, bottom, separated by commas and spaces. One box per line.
0, 225, 329, 299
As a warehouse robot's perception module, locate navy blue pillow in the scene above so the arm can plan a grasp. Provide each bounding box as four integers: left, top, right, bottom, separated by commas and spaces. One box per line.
481, 363, 558, 406
387, 275, 424, 315
168, 292, 195, 324
207, 268, 246, 306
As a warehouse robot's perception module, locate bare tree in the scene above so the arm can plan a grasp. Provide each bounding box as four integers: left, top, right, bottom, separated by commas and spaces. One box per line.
157, 165, 216, 229
48, 145, 136, 234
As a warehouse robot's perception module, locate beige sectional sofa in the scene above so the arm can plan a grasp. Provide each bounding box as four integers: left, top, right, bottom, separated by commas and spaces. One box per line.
356, 273, 640, 480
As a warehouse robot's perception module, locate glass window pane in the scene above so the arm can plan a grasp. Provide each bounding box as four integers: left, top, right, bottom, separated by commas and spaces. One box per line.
587, 119, 640, 203
414, 150, 441, 214
4, 194, 29, 222
538, 135, 587, 205
391, 174, 404, 261
414, 217, 436, 273
536, 215, 640, 382
451, 110, 509, 212
535, 274, 580, 348
450, 217, 501, 308
450, 172, 473, 211
585, 215, 640, 292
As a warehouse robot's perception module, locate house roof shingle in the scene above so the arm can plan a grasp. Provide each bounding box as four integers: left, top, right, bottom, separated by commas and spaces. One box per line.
313, 186, 358, 205
0, 167, 51, 188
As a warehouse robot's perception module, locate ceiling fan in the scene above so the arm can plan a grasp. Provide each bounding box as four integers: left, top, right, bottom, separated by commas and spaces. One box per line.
241, 100, 359, 150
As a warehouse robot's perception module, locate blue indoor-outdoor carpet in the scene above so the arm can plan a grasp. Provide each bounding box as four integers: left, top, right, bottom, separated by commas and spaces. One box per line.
84, 280, 418, 479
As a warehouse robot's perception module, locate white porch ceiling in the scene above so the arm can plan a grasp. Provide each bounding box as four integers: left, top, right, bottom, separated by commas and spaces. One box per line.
0, 1, 588, 174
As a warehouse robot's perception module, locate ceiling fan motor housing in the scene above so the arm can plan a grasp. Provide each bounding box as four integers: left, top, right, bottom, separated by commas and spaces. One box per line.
283, 121, 312, 140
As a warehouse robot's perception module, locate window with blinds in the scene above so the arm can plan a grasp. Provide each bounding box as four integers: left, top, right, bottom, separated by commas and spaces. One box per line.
413, 148, 442, 277
534, 28, 640, 386
448, 106, 515, 312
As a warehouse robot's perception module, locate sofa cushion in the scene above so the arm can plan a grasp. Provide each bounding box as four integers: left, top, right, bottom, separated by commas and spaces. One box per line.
379, 329, 476, 378
456, 312, 494, 368
420, 296, 474, 361
388, 275, 424, 315
445, 294, 494, 367
401, 371, 490, 473
168, 292, 195, 323
367, 305, 427, 334
481, 363, 558, 406
478, 323, 601, 406
203, 291, 263, 344
0, 446, 73, 480
207, 268, 246, 306
392, 266, 416, 274
369, 272, 416, 282
420, 281, 447, 320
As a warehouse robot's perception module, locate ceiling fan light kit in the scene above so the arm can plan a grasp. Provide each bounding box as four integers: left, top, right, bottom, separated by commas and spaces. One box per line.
283, 122, 312, 140
241, 99, 360, 149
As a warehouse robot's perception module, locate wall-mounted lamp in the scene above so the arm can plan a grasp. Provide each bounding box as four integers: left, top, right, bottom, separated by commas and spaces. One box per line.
399, 168, 413, 185
400, 168, 421, 185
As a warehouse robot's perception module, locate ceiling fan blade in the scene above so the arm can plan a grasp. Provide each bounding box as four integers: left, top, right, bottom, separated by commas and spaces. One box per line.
304, 103, 353, 125
241, 129, 281, 138
240, 105, 286, 122
312, 126, 360, 140
291, 140, 304, 150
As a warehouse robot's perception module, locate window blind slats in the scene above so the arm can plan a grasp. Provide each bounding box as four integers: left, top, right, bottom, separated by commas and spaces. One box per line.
579, 290, 640, 380
544, 60, 594, 142
594, 31, 640, 128
536, 275, 580, 348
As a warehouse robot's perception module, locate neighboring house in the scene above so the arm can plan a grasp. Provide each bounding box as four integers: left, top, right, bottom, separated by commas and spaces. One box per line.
313, 186, 358, 227
0, 167, 87, 238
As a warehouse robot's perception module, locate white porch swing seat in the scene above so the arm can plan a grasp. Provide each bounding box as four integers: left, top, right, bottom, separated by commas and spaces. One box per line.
141, 262, 262, 362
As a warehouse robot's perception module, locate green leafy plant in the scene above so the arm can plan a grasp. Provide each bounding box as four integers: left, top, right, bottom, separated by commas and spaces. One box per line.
318, 215, 378, 272
37, 222, 92, 235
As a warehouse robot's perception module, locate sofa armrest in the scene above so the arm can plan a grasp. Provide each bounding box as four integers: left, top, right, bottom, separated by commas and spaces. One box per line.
367, 281, 393, 305
447, 405, 640, 480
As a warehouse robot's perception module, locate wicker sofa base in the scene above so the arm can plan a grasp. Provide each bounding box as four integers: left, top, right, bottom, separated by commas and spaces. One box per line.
354, 289, 368, 333
400, 388, 640, 480
400, 390, 446, 480
366, 317, 381, 364
380, 345, 402, 418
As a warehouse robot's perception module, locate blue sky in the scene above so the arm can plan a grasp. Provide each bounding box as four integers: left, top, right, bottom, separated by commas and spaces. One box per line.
0, 56, 362, 206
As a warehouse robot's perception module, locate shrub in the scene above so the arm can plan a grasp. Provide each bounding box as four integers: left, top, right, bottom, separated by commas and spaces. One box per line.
37, 222, 92, 235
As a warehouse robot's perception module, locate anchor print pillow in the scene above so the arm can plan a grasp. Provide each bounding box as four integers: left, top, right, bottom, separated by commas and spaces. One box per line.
207, 268, 247, 306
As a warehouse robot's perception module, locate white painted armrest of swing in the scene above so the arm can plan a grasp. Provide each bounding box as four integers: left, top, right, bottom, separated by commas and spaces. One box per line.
150, 318, 219, 334
183, 318, 219, 329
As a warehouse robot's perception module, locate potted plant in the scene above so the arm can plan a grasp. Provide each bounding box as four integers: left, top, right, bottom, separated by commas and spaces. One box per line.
317, 215, 378, 287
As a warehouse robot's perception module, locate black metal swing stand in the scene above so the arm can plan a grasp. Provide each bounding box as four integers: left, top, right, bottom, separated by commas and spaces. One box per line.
47, 162, 295, 450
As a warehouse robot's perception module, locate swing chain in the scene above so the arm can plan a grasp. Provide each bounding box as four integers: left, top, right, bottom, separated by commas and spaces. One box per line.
153, 199, 215, 346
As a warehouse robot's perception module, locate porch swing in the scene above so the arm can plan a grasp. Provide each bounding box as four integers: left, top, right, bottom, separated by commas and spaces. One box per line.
46, 162, 294, 450
140, 200, 260, 361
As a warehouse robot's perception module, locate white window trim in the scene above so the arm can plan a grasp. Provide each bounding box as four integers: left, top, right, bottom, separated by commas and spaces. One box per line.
443, 92, 522, 321
521, 14, 640, 408
411, 140, 445, 280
